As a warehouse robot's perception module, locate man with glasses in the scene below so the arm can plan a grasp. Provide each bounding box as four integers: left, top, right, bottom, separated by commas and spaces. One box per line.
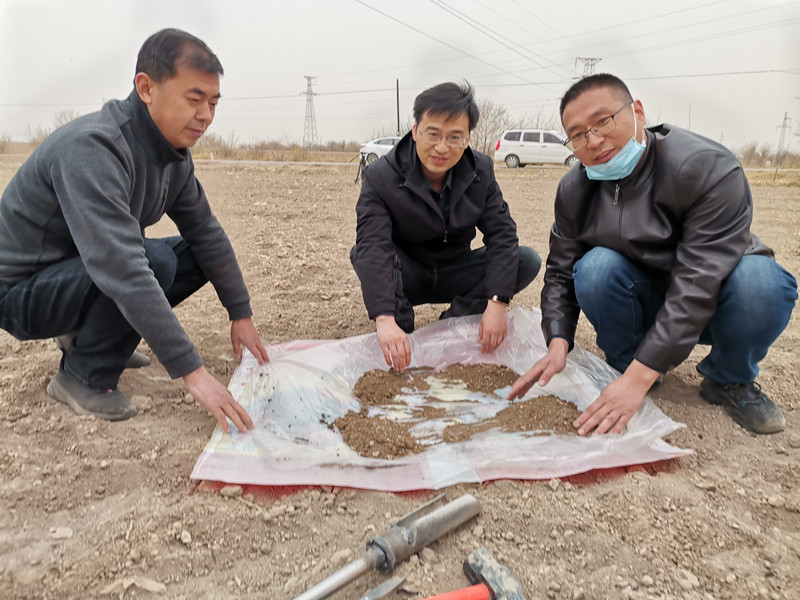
509, 73, 797, 436
351, 81, 540, 371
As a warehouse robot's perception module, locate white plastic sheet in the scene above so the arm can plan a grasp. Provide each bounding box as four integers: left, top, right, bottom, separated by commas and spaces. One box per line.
191, 307, 691, 491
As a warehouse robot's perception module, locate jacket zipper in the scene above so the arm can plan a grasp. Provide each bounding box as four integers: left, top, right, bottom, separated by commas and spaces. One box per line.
613, 184, 620, 205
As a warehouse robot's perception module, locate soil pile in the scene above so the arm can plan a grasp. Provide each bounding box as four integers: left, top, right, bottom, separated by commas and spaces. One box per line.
338, 363, 579, 458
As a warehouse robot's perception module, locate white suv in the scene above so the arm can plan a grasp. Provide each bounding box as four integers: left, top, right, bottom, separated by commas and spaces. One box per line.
494, 129, 578, 168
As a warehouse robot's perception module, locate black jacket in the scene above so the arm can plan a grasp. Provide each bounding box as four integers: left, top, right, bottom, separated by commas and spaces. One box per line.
355, 132, 520, 319
542, 123, 773, 373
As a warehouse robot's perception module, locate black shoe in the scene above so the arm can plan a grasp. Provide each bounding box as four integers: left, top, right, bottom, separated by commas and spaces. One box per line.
698, 379, 785, 434
47, 371, 137, 421
54, 335, 150, 369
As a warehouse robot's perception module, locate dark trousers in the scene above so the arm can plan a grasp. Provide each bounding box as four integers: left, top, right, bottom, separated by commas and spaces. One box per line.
0, 236, 207, 390
350, 245, 541, 332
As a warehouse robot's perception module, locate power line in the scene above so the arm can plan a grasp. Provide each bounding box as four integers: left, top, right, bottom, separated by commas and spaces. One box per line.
354, 0, 554, 91
429, 0, 567, 79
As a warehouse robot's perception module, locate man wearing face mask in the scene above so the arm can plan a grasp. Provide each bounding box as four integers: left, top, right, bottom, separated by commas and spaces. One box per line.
508, 73, 797, 436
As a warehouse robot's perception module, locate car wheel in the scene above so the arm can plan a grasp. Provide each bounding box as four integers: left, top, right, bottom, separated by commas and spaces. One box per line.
366, 153, 379, 164
565, 155, 578, 167
505, 155, 520, 168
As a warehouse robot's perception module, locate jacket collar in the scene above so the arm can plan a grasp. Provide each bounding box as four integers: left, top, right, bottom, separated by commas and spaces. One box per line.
124, 89, 189, 166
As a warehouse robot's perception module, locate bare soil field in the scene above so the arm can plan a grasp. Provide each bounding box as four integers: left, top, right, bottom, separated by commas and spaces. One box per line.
1, 154, 799, 600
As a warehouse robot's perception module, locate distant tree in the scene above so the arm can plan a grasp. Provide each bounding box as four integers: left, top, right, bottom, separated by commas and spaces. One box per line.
738, 142, 759, 167
195, 131, 239, 158
52, 109, 81, 128
756, 143, 773, 167
369, 118, 412, 141
28, 124, 50, 147
470, 99, 511, 155
511, 105, 558, 131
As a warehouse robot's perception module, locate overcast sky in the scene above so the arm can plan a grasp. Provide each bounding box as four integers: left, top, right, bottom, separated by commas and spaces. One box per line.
1, 0, 798, 151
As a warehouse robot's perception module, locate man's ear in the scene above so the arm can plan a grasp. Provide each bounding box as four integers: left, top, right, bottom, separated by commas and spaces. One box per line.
134, 72, 155, 105
633, 99, 646, 130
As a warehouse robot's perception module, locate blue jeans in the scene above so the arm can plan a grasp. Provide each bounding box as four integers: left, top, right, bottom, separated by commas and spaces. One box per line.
351, 245, 541, 332
0, 236, 207, 390
573, 247, 797, 383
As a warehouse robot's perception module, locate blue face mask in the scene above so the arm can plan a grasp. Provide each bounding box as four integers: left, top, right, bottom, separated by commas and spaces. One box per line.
584, 105, 646, 181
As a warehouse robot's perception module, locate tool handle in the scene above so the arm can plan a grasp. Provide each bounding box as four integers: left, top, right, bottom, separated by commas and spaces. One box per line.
369, 494, 482, 570
422, 583, 491, 600
292, 546, 384, 600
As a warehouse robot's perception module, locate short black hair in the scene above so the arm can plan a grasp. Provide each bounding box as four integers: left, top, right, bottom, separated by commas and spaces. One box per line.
559, 73, 633, 121
135, 28, 223, 83
413, 81, 480, 131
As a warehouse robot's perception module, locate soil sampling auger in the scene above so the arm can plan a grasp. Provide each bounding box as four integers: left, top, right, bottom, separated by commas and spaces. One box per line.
293, 493, 482, 600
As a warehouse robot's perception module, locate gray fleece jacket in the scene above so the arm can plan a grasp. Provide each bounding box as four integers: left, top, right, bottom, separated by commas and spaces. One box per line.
0, 90, 252, 378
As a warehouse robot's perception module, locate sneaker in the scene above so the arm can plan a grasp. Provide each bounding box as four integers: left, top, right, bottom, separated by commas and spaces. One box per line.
47, 371, 137, 421
55, 334, 151, 369
698, 379, 785, 434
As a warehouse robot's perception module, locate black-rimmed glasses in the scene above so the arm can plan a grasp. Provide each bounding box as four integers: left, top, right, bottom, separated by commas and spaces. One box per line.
563, 100, 633, 151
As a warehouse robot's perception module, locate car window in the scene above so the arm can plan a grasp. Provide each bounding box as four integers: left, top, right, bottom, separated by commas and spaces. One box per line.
542, 133, 562, 144
523, 132, 539, 142
504, 132, 521, 141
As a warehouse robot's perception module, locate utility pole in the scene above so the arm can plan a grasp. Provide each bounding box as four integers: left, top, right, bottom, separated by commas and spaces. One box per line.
396, 79, 400, 136
302, 75, 319, 148
575, 57, 601, 78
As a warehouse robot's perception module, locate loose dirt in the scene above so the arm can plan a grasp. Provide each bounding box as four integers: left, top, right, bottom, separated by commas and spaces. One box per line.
341, 364, 578, 458
1, 156, 799, 600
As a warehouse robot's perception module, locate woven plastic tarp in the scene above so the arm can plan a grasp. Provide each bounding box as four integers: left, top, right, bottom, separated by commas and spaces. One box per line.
191, 307, 691, 491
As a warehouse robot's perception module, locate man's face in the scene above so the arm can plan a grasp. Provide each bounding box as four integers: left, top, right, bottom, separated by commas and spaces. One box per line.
411, 110, 470, 184
136, 64, 220, 149
561, 86, 645, 167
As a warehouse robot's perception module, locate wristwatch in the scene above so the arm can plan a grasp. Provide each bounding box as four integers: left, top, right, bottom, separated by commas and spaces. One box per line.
489, 294, 511, 305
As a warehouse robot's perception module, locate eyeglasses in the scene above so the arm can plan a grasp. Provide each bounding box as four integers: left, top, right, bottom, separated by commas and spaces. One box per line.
419, 130, 470, 148
563, 100, 633, 151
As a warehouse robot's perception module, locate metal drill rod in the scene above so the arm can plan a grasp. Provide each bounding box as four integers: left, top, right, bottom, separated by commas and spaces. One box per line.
368, 493, 482, 570
292, 494, 482, 600
293, 545, 385, 600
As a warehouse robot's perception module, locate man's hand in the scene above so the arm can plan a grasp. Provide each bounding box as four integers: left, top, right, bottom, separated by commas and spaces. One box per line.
574, 360, 661, 435
231, 317, 269, 364
508, 337, 569, 400
375, 315, 411, 371
184, 366, 254, 434
478, 299, 508, 353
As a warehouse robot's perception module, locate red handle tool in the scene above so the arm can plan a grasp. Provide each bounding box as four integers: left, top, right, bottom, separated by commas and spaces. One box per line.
422, 583, 491, 600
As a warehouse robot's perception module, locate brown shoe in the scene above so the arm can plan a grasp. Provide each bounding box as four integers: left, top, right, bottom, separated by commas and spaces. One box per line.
47, 371, 137, 421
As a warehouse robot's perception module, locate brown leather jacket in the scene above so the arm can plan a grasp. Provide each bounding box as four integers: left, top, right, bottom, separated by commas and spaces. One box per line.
542, 124, 773, 373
